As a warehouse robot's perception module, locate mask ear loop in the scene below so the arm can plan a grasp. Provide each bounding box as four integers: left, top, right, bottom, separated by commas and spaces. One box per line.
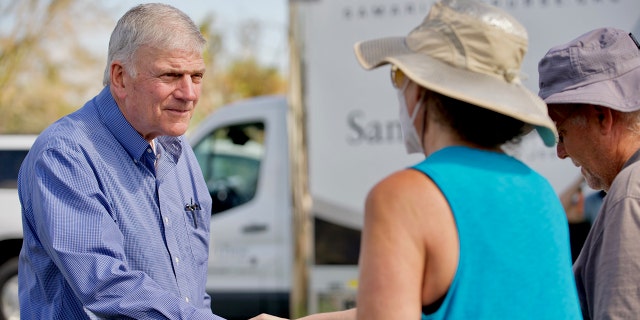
399, 75, 410, 92
399, 75, 427, 126
414, 89, 428, 146
410, 91, 424, 120
399, 77, 428, 149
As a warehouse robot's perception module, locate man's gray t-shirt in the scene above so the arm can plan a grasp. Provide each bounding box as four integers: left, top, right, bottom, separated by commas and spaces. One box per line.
573, 149, 640, 319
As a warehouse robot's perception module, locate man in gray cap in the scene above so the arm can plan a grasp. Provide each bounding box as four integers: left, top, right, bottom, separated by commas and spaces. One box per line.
539, 27, 640, 320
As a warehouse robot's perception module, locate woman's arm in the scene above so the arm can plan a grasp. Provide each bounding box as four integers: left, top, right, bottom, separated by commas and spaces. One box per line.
356, 169, 457, 320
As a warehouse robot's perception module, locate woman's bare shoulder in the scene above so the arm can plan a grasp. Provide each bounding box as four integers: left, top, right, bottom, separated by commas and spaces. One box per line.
366, 168, 448, 218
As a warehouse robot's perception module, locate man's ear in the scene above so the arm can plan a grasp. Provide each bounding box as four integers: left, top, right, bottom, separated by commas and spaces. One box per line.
110, 62, 126, 98
593, 105, 613, 135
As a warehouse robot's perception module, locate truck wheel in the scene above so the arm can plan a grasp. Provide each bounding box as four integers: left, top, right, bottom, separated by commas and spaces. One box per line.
0, 257, 19, 320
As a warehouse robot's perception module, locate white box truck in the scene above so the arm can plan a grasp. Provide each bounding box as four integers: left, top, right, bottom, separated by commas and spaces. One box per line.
1, 1, 639, 320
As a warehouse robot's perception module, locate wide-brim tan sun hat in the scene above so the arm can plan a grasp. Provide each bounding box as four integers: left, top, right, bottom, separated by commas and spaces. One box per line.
354, 0, 558, 147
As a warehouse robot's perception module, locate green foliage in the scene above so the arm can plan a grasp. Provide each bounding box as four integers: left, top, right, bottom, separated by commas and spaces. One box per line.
192, 55, 287, 126
0, 1, 287, 134
0, 0, 109, 134
224, 58, 286, 100
193, 16, 287, 126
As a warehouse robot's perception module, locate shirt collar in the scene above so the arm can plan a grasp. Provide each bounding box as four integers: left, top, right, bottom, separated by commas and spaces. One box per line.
95, 86, 183, 163
623, 147, 640, 171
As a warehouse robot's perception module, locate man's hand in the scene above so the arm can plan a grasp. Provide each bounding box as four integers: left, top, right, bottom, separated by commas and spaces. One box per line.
249, 314, 289, 320
249, 309, 356, 320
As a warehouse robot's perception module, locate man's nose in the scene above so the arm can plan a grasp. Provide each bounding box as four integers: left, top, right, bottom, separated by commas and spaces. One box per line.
176, 75, 198, 101
556, 142, 568, 159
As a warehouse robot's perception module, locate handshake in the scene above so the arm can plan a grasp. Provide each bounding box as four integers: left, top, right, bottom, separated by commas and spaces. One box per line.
249, 309, 356, 320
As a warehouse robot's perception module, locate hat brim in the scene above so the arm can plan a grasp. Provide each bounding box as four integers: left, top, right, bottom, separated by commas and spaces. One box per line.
542, 67, 640, 112
355, 37, 558, 147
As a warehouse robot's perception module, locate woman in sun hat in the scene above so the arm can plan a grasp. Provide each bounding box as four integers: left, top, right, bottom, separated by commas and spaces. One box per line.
251, 0, 581, 319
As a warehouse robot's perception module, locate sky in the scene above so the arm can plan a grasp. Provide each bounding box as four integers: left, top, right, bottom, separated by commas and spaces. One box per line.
103, 1, 289, 71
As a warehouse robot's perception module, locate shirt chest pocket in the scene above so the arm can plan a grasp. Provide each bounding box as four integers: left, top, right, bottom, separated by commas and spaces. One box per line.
184, 207, 210, 265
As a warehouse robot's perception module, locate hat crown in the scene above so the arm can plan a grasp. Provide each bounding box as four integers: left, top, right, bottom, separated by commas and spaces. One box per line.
406, 0, 528, 83
538, 28, 640, 100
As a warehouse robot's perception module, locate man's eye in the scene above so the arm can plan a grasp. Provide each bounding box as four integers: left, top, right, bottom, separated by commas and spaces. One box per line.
191, 74, 203, 83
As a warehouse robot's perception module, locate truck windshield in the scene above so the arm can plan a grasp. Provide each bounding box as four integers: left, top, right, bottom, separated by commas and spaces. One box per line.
193, 122, 265, 214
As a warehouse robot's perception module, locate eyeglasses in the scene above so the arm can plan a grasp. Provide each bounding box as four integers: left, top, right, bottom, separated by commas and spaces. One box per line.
390, 65, 407, 89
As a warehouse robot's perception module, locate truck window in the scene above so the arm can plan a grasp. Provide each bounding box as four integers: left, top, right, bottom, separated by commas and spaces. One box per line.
193, 122, 265, 215
314, 218, 361, 265
0, 150, 29, 189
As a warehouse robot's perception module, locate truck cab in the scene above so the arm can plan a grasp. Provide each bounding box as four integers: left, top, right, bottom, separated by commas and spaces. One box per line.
189, 96, 363, 319
189, 96, 296, 317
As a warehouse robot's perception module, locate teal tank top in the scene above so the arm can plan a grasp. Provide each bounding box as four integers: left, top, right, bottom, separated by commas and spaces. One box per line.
414, 147, 581, 319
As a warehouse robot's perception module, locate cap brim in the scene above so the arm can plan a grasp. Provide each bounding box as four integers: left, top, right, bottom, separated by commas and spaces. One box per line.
354, 38, 558, 147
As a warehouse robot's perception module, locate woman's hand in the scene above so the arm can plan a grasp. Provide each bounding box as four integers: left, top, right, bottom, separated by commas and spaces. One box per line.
249, 314, 289, 320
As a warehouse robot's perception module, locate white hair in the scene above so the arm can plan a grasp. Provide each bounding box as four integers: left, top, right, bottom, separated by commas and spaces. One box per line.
102, 3, 206, 86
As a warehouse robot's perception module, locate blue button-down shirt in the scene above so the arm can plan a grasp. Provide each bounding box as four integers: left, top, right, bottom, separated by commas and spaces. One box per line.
18, 86, 224, 319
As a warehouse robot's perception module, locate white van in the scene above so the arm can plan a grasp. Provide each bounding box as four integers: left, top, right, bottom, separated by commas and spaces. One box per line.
188, 95, 364, 319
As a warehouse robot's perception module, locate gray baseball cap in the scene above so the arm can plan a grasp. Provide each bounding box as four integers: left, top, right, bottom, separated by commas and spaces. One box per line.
538, 27, 640, 112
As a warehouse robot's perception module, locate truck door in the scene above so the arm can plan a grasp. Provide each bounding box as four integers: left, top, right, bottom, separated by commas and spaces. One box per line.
189, 97, 292, 318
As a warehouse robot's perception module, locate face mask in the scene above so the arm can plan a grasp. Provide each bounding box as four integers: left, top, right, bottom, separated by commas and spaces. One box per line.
397, 83, 424, 154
